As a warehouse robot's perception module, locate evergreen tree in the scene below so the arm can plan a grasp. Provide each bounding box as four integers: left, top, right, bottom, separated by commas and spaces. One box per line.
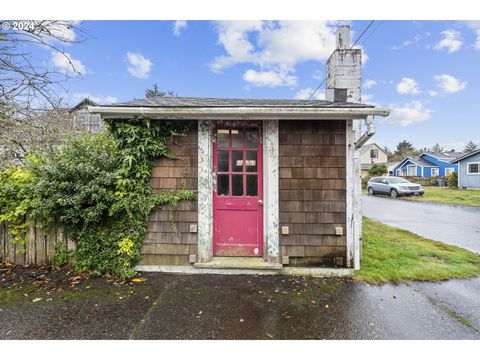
464, 141, 478, 153
430, 143, 444, 153
144, 83, 175, 98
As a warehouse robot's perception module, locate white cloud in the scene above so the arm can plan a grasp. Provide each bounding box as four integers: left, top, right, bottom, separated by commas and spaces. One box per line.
51, 51, 86, 76
243, 69, 297, 87
382, 101, 432, 127
391, 34, 421, 50
173, 21, 187, 37
434, 30, 463, 53
72, 92, 117, 105
294, 87, 325, 100
126, 52, 153, 79
396, 77, 421, 95
462, 21, 480, 49
211, 21, 340, 87
363, 79, 377, 89
428, 90, 438, 97
434, 74, 467, 93
475, 30, 480, 50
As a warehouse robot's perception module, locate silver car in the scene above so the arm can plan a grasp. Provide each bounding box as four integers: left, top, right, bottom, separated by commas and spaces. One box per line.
367, 176, 425, 198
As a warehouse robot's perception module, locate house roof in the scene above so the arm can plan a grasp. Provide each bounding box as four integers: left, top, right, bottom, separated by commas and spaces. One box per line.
450, 148, 480, 163
394, 156, 437, 169
423, 151, 465, 161
88, 96, 390, 120
108, 96, 375, 108
70, 98, 99, 113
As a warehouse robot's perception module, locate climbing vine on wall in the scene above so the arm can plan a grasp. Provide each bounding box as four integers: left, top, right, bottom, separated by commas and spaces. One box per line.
0, 118, 195, 278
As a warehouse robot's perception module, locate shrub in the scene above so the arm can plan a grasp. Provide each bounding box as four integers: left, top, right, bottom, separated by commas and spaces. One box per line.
0, 120, 195, 279
448, 171, 458, 188
368, 163, 388, 177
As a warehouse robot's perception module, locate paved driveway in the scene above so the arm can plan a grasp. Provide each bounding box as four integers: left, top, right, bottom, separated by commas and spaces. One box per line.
1, 273, 479, 339
362, 195, 480, 253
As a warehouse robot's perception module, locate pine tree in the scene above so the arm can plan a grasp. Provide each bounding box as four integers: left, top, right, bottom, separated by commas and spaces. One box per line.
464, 141, 478, 153
145, 83, 175, 98
430, 143, 444, 153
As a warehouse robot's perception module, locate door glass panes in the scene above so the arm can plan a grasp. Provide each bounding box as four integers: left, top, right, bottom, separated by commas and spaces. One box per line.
231, 128, 243, 148
232, 175, 243, 196
246, 151, 257, 172
217, 174, 229, 196
246, 175, 258, 196
217, 129, 229, 148
232, 151, 243, 172
217, 151, 229, 172
246, 128, 258, 148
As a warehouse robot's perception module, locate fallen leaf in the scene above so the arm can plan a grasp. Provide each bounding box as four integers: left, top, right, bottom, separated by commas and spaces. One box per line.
131, 278, 146, 283
32, 298, 42, 303
145, 296, 150, 300
266, 333, 273, 338
5, 262, 13, 267
325, 304, 329, 309
85, 285, 91, 289
310, 300, 316, 304
240, 318, 244, 323
284, 315, 292, 319
70, 276, 82, 282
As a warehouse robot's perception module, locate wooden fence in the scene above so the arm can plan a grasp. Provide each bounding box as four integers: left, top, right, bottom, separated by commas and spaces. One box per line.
0, 221, 75, 265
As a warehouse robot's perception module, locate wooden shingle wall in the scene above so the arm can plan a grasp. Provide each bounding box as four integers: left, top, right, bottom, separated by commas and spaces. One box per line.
140, 123, 198, 266
279, 120, 347, 267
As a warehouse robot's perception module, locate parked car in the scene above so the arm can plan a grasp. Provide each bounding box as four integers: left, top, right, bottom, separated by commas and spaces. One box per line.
367, 176, 425, 198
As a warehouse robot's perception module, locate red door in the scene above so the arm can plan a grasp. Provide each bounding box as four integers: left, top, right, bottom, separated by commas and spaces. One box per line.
213, 124, 263, 257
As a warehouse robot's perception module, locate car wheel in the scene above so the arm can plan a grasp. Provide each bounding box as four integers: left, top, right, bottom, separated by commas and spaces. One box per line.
390, 189, 398, 198
367, 187, 375, 195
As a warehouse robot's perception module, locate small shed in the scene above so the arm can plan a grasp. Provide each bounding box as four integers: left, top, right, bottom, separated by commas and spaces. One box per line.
89, 26, 389, 274
451, 149, 480, 188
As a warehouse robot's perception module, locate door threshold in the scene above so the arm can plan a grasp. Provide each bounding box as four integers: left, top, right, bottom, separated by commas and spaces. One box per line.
194, 257, 282, 270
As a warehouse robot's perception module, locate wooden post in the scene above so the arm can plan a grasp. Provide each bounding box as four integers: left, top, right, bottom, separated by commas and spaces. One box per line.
26, 221, 36, 265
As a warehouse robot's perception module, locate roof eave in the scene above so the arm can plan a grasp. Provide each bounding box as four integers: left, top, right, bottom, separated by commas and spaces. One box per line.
88, 106, 390, 120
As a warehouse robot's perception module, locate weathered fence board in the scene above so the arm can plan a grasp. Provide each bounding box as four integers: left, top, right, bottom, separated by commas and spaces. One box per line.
0, 222, 73, 266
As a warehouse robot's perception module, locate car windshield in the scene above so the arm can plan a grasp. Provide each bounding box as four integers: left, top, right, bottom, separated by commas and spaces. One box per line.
388, 178, 409, 184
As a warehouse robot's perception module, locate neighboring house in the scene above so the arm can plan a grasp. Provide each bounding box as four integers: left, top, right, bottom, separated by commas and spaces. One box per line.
392, 151, 461, 178
70, 98, 105, 132
88, 26, 390, 273
360, 143, 388, 177
387, 162, 399, 176
451, 149, 480, 188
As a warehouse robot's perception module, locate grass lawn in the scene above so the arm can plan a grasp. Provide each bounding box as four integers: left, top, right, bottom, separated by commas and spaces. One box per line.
402, 186, 480, 207
355, 217, 480, 284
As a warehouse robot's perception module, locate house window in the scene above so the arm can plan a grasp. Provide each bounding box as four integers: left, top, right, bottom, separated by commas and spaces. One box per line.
468, 162, 480, 174
370, 149, 379, 159
407, 166, 416, 176
431, 168, 439, 176
445, 168, 455, 176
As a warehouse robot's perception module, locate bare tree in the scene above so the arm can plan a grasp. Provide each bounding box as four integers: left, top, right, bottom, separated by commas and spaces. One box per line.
0, 20, 86, 114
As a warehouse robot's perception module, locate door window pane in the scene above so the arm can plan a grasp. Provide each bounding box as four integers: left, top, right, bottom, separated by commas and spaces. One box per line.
217, 129, 229, 148
232, 151, 243, 172
245, 151, 257, 172
232, 175, 243, 196
246, 128, 258, 148
231, 128, 243, 148
246, 175, 258, 196
217, 174, 229, 196
217, 151, 229, 172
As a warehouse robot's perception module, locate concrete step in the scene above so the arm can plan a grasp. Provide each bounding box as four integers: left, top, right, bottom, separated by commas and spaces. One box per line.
194, 257, 283, 270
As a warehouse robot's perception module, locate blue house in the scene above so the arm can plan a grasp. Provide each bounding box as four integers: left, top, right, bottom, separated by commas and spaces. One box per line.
392, 151, 462, 178
451, 149, 480, 188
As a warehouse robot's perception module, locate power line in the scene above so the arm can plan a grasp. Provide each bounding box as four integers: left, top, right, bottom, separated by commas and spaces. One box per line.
308, 20, 375, 100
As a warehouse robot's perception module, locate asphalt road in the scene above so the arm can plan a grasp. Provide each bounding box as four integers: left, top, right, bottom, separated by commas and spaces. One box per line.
1, 273, 479, 340
362, 195, 480, 253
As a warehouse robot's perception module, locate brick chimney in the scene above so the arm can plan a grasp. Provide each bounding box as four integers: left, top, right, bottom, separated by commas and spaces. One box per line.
325, 26, 362, 103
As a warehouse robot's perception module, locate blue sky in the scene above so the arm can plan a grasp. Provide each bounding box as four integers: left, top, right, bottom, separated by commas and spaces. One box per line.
40, 20, 480, 151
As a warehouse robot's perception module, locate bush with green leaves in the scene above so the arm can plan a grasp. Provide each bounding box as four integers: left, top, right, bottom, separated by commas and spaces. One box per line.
0, 119, 195, 278
368, 163, 388, 177
447, 171, 458, 189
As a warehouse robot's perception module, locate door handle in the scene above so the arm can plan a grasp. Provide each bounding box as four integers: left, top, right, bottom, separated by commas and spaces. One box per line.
258, 199, 263, 206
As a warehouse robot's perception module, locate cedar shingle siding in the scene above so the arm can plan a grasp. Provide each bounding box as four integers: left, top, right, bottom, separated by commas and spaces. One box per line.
279, 120, 346, 266
140, 123, 198, 266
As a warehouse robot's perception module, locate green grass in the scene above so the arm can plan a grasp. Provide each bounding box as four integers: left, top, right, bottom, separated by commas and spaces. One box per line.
355, 217, 480, 284
402, 186, 480, 207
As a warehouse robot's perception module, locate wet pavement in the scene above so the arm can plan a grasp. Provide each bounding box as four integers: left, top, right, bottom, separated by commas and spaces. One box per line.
1, 273, 479, 339
363, 195, 480, 253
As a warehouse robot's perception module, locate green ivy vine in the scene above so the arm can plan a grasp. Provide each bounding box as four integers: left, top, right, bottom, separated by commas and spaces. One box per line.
0, 118, 195, 278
